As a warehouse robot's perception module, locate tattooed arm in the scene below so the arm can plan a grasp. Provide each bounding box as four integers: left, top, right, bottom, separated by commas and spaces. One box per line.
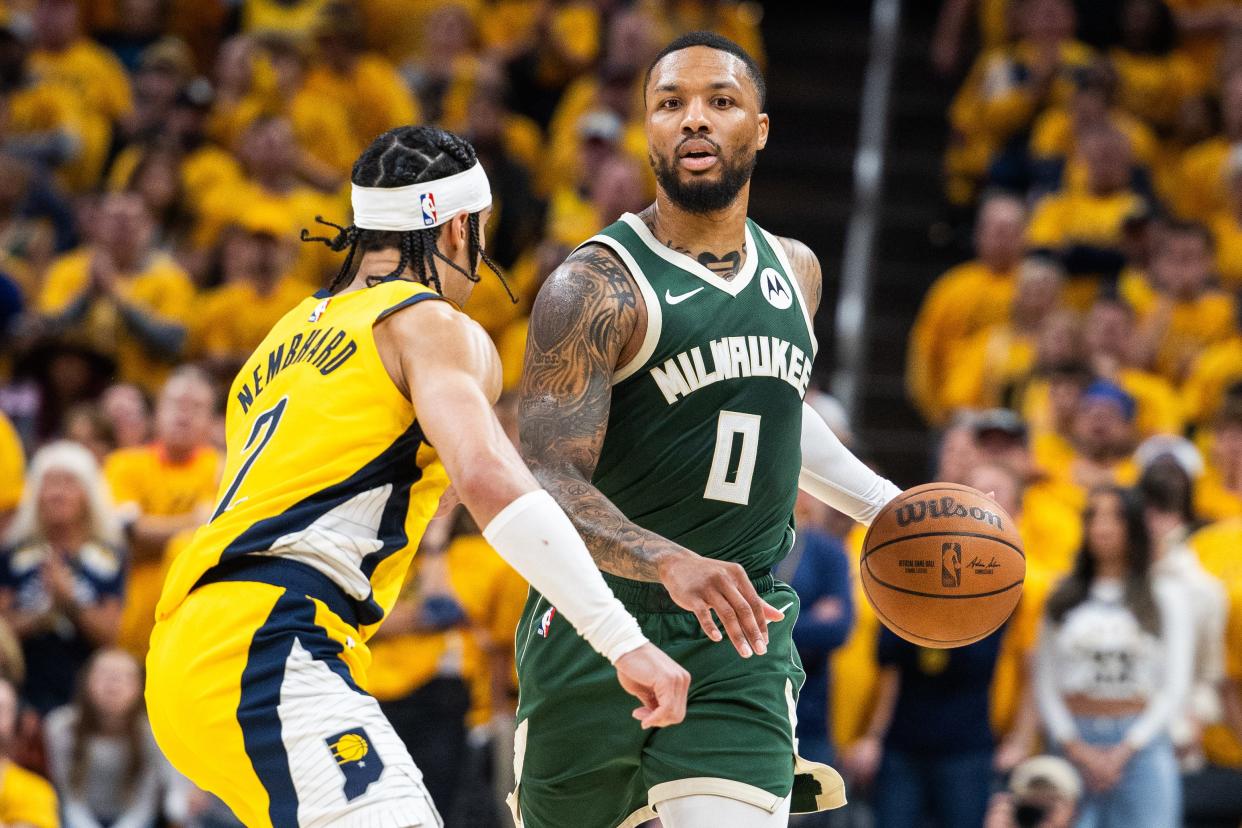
519, 244, 781, 658
777, 236, 822, 314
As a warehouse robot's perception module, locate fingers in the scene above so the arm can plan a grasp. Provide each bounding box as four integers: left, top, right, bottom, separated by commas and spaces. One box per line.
632, 669, 689, 729
692, 605, 723, 643
721, 582, 767, 657
709, 589, 753, 658
733, 574, 771, 644
762, 601, 786, 622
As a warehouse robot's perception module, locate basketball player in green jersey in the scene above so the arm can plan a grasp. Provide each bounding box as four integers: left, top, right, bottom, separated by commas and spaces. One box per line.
514, 32, 905, 828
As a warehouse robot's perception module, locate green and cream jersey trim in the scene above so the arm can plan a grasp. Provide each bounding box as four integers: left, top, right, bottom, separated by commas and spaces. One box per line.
583, 212, 818, 575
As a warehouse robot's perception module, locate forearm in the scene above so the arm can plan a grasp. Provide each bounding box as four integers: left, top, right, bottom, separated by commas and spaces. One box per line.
531, 465, 692, 582
116, 300, 186, 358
863, 667, 900, 738
799, 402, 901, 525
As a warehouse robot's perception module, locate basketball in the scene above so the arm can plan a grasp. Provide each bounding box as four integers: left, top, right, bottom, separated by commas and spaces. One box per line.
861, 483, 1025, 648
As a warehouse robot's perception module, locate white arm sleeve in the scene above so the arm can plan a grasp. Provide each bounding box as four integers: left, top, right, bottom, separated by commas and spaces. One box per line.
799, 402, 902, 525
1034, 617, 1079, 746
483, 489, 648, 664
1125, 582, 1195, 749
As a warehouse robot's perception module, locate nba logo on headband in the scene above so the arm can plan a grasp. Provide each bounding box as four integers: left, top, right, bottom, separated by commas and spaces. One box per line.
420, 193, 437, 226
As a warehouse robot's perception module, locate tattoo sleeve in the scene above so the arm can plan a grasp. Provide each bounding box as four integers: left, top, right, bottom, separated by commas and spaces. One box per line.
780, 237, 823, 313
518, 244, 686, 581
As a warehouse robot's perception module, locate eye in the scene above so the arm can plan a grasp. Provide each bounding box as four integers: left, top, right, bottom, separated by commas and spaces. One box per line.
713, 96, 734, 108
660, 98, 681, 110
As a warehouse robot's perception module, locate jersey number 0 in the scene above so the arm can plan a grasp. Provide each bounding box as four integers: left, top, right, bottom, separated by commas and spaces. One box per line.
704, 410, 761, 506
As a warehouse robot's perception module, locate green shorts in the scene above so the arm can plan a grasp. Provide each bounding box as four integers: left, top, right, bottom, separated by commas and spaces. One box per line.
510, 573, 845, 828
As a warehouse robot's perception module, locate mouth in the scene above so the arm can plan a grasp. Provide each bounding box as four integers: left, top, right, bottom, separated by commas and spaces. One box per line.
677, 139, 719, 172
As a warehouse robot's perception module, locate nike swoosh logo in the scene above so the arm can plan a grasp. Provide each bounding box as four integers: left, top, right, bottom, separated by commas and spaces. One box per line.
665, 287, 705, 305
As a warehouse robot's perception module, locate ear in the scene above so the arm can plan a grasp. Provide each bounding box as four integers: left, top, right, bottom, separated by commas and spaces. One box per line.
756, 113, 769, 151
443, 212, 470, 255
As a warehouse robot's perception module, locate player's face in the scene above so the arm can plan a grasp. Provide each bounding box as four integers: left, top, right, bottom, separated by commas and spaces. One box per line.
645, 47, 768, 214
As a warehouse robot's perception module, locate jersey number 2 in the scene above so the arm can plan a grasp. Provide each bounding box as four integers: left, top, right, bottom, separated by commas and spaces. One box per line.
211, 397, 288, 521
704, 410, 761, 505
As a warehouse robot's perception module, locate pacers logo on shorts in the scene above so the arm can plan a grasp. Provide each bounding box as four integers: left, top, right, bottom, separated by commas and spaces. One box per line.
326, 727, 384, 802
941, 542, 962, 588
420, 192, 437, 226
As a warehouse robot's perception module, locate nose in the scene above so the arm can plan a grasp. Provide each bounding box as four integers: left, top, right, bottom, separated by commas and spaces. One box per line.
680, 97, 712, 134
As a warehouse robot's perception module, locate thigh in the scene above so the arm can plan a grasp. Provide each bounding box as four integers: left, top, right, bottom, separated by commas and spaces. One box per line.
645, 583, 827, 809
927, 751, 992, 828
513, 594, 648, 828
148, 581, 441, 828
871, 750, 926, 828
1109, 737, 1180, 828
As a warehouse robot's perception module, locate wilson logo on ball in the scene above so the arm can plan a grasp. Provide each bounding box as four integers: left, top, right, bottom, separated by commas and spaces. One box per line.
894, 496, 1004, 530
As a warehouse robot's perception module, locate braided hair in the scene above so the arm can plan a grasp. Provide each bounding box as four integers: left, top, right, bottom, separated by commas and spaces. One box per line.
302, 125, 512, 299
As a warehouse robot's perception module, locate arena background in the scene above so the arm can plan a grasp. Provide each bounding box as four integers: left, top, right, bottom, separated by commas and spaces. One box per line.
0, 1, 1241, 827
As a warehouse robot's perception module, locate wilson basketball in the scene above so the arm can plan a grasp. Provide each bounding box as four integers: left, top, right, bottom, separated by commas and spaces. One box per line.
861, 483, 1025, 648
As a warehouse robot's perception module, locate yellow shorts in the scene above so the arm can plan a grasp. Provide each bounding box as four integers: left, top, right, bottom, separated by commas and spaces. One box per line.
146, 557, 441, 828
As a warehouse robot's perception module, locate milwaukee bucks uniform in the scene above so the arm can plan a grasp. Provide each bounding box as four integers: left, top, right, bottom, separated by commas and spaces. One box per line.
512, 214, 843, 827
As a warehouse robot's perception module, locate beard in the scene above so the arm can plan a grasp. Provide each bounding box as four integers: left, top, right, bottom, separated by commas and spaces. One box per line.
651, 143, 757, 214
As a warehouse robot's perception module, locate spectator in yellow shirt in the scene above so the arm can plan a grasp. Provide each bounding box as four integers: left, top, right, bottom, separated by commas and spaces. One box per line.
945, 0, 1094, 204
1028, 61, 1159, 197
1208, 148, 1242, 291
306, 2, 421, 148
0, 412, 22, 536
192, 209, 307, 382
29, 0, 133, 190
105, 367, 221, 659
1028, 125, 1149, 309
1197, 394, 1242, 521
907, 193, 1026, 425
0, 678, 57, 828
1182, 308, 1242, 428
1059, 379, 1142, 506
1130, 220, 1237, 384
1083, 296, 1183, 437
1111, 0, 1198, 132
1176, 67, 1242, 222
37, 192, 195, 394
943, 254, 1064, 414
197, 116, 346, 289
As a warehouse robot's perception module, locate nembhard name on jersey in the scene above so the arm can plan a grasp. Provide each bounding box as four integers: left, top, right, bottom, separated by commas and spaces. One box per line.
236, 326, 359, 413
650, 335, 814, 405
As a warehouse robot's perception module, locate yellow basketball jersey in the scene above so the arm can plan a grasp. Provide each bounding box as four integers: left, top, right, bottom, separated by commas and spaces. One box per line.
156, 279, 451, 637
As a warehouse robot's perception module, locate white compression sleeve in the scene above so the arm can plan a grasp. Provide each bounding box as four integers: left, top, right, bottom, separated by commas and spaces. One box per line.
799, 402, 902, 526
482, 490, 648, 664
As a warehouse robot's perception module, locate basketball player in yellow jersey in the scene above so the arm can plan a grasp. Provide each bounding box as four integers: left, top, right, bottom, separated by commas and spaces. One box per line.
145, 125, 689, 828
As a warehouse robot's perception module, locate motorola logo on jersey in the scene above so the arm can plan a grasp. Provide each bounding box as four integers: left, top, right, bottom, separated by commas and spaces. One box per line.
760, 267, 793, 310
420, 193, 437, 226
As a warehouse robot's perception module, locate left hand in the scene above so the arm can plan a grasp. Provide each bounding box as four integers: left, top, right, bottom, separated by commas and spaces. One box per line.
43, 554, 77, 609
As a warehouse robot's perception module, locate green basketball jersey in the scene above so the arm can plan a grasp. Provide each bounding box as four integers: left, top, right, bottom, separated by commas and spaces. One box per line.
586, 213, 817, 576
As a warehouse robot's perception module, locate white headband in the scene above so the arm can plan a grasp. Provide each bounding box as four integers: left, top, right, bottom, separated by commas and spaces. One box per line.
350, 162, 492, 232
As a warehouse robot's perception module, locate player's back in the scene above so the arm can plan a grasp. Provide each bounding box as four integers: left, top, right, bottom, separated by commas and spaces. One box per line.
157, 278, 450, 634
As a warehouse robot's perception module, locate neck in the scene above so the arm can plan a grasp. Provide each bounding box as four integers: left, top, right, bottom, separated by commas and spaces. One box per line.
161, 442, 195, 463
644, 187, 751, 279
45, 521, 88, 550
347, 252, 412, 291
1095, 559, 1127, 579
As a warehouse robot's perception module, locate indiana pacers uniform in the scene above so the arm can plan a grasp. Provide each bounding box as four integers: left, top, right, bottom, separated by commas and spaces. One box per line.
146, 278, 450, 828
512, 214, 844, 827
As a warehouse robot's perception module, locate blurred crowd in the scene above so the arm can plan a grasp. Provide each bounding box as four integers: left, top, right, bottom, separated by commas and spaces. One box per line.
0, 0, 769, 825
878, 0, 1242, 825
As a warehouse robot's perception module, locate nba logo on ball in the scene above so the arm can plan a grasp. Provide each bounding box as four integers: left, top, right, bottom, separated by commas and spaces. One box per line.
760, 268, 793, 309
326, 728, 384, 801
941, 542, 962, 588
420, 192, 437, 226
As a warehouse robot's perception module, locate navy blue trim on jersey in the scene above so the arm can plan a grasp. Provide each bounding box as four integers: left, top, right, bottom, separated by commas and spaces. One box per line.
374, 291, 445, 324
238, 592, 372, 828
193, 556, 360, 627
313, 288, 332, 299
219, 420, 428, 626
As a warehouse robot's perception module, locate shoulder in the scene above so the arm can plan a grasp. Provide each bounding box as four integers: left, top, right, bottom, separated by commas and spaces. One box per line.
539, 242, 639, 300
530, 242, 642, 335
772, 235, 822, 312
376, 293, 500, 398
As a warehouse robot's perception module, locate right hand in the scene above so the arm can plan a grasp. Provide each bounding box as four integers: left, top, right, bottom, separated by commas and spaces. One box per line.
843, 734, 884, 787
613, 643, 690, 730
658, 550, 784, 658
